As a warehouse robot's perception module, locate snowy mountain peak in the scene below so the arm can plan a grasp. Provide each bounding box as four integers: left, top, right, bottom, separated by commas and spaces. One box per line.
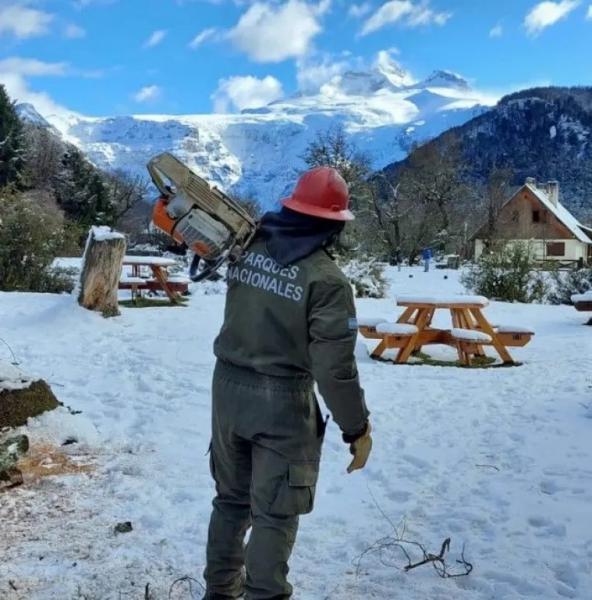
322, 54, 415, 97
375, 51, 416, 88
323, 70, 391, 96
41, 63, 490, 209
419, 70, 470, 90
16, 102, 51, 127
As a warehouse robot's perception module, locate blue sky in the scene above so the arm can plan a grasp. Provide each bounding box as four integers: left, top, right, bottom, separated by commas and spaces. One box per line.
0, 0, 591, 117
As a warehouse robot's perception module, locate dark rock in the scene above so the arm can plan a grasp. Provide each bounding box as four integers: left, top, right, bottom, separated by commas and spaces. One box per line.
0, 380, 60, 428
114, 521, 133, 534
0, 434, 29, 487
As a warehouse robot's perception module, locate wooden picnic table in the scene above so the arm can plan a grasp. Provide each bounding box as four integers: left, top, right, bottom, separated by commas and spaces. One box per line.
359, 295, 534, 366
120, 256, 188, 304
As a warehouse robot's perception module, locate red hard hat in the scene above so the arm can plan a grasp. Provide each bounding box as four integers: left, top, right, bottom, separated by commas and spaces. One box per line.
282, 167, 354, 221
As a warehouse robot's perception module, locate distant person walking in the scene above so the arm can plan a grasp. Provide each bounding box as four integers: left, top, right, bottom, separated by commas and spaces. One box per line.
396, 247, 402, 272
422, 247, 433, 272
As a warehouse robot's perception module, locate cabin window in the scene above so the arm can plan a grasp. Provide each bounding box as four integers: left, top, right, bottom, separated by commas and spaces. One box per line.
532, 210, 541, 223
511, 210, 519, 223
546, 242, 565, 257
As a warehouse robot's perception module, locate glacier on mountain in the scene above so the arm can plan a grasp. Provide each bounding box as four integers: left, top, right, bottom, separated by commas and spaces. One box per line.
36, 59, 495, 208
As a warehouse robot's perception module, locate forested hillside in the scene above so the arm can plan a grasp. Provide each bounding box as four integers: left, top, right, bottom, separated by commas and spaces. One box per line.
0, 85, 147, 292
385, 87, 592, 218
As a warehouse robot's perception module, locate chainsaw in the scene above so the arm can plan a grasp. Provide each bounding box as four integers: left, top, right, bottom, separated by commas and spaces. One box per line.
148, 153, 258, 282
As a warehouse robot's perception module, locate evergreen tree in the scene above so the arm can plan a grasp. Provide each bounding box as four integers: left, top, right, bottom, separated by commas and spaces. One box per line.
53, 149, 116, 227
0, 85, 25, 187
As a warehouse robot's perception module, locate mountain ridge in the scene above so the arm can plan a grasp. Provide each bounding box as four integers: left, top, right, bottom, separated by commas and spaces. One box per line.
23, 57, 492, 208
384, 86, 592, 216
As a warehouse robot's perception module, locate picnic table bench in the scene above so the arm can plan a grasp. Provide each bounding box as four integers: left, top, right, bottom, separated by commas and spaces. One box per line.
359, 295, 534, 366
572, 292, 592, 325
119, 256, 190, 304
572, 292, 592, 312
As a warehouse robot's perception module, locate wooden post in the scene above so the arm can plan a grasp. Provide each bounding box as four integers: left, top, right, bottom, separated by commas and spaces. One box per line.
78, 226, 126, 317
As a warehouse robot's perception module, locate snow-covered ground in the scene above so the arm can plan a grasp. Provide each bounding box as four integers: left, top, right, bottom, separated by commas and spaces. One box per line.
1, 267, 592, 599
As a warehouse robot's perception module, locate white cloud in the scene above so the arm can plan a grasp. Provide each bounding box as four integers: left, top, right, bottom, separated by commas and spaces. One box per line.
524, 0, 580, 36
296, 53, 355, 92
586, 4, 592, 18
348, 2, 372, 18
189, 27, 219, 48
0, 57, 68, 77
212, 75, 283, 112
144, 29, 167, 48
0, 3, 53, 38
74, 0, 117, 7
315, 0, 332, 15
489, 23, 503, 37
227, 0, 324, 63
361, 1, 451, 36
65, 23, 86, 38
134, 84, 161, 103
0, 57, 72, 117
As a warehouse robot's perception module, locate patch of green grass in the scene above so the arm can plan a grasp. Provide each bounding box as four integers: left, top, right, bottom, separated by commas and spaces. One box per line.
411, 351, 497, 368
119, 297, 188, 309
372, 351, 519, 368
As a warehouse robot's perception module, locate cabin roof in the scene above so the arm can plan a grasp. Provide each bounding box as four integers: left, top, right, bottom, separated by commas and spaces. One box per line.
524, 183, 592, 244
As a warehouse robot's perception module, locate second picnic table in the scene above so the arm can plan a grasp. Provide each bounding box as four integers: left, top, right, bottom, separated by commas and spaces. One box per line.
119, 256, 189, 304
572, 292, 592, 325
359, 295, 534, 366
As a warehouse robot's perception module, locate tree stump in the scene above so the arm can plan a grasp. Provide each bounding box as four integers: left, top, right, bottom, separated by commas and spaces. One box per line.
78, 226, 126, 317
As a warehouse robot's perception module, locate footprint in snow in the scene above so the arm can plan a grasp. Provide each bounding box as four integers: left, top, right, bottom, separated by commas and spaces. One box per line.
539, 479, 562, 495
400, 453, 432, 471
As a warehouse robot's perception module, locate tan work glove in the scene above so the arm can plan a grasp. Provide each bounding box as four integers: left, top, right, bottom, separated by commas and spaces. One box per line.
345, 422, 372, 474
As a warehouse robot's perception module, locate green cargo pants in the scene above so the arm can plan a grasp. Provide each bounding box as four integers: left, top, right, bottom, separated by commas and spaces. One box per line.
204, 360, 325, 600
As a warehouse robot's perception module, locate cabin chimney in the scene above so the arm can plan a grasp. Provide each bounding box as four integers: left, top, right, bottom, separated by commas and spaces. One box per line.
525, 177, 537, 187
546, 180, 559, 207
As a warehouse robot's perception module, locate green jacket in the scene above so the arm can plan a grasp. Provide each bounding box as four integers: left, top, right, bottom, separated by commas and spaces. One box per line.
214, 238, 369, 436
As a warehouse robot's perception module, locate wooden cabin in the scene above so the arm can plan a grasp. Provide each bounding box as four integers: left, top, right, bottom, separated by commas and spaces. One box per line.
473, 178, 592, 266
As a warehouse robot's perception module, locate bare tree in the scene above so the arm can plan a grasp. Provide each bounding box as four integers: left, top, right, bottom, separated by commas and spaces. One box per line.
107, 170, 149, 221
391, 136, 471, 263
302, 124, 371, 210
481, 167, 513, 242
303, 125, 379, 255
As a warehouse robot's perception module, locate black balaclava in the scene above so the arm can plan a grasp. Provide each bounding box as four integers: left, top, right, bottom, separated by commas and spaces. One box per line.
258, 206, 345, 266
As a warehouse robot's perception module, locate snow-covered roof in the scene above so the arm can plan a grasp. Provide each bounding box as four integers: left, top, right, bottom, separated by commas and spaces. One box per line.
525, 183, 592, 244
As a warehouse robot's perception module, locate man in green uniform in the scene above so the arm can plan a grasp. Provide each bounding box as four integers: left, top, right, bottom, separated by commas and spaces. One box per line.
203, 167, 372, 600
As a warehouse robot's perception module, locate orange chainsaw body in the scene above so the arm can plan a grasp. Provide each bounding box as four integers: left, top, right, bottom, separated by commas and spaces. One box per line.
147, 153, 257, 280
152, 197, 212, 258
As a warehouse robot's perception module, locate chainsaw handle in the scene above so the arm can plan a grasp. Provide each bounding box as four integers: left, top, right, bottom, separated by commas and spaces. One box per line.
189, 254, 226, 283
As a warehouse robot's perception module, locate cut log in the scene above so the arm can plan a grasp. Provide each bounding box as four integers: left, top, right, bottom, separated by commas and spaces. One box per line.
0, 435, 29, 488
0, 379, 60, 428
78, 226, 126, 317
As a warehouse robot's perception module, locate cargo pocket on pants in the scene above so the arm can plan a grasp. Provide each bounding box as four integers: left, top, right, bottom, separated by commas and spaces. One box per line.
208, 441, 217, 483
269, 462, 319, 517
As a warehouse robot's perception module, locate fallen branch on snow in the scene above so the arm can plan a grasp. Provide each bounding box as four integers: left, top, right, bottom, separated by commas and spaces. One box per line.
168, 576, 205, 599
355, 488, 473, 579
